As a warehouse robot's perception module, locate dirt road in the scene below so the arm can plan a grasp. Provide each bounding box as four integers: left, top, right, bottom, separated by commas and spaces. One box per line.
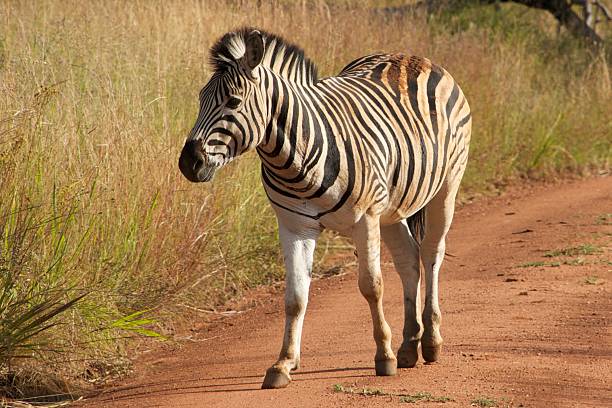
84, 177, 611, 407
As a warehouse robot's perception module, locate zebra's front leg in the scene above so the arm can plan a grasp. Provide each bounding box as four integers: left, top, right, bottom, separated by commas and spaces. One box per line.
353, 212, 397, 376
261, 222, 318, 389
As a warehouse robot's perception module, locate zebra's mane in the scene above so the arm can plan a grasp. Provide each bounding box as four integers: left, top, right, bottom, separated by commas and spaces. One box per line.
210, 27, 318, 85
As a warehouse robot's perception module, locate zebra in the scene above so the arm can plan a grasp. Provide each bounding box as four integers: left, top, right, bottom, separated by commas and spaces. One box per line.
179, 27, 471, 389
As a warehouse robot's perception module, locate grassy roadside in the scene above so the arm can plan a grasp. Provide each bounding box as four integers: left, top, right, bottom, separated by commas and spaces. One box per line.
0, 0, 610, 401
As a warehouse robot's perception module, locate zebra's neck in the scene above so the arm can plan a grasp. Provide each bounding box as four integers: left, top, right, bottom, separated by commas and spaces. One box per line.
256, 70, 329, 189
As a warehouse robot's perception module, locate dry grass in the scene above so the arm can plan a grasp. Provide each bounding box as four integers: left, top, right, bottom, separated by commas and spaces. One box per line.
0, 0, 610, 399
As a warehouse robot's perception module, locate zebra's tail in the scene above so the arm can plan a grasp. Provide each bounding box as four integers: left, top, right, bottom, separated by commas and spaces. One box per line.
407, 208, 426, 245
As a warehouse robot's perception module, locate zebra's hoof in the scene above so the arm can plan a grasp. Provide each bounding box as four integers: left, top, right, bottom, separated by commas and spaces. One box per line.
261, 367, 291, 389
397, 341, 419, 368
375, 358, 397, 376
422, 345, 442, 363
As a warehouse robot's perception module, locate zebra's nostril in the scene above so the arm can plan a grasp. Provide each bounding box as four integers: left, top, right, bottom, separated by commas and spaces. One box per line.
179, 139, 208, 182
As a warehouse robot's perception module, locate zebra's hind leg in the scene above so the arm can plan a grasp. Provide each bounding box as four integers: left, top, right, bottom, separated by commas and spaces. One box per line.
381, 220, 422, 368
262, 221, 319, 389
353, 212, 397, 376
420, 179, 460, 363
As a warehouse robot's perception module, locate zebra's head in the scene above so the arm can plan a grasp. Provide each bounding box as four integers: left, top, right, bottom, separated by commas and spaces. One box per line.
179, 29, 267, 183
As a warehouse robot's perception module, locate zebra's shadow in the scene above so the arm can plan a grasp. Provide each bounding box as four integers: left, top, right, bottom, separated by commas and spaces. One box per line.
88, 366, 371, 403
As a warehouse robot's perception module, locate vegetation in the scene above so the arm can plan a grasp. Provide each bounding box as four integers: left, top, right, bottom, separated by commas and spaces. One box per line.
432, 0, 612, 46
596, 213, 612, 225
584, 275, 601, 285
332, 384, 453, 403
518, 242, 606, 268
0, 0, 610, 401
544, 243, 602, 257
471, 396, 498, 407
517, 260, 558, 268
400, 391, 453, 403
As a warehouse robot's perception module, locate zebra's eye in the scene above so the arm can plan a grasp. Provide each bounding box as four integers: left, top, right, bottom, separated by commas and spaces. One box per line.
225, 96, 242, 110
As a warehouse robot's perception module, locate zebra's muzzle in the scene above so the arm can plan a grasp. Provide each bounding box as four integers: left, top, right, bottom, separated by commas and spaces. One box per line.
179, 139, 217, 183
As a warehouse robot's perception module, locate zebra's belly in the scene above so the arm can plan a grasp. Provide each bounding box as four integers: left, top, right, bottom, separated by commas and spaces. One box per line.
378, 175, 446, 226
264, 156, 448, 232
379, 202, 425, 226
264, 183, 361, 232
269, 187, 428, 235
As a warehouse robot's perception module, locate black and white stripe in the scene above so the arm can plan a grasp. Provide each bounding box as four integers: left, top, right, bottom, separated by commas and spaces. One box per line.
179, 27, 472, 387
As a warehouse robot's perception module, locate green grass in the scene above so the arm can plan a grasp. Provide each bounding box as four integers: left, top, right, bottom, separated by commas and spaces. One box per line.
333, 384, 388, 396
564, 258, 586, 266
471, 396, 498, 407
519, 242, 605, 268
596, 214, 612, 225
0, 0, 610, 400
544, 244, 602, 258
584, 276, 601, 285
332, 384, 453, 403
517, 261, 560, 268
400, 391, 453, 403
517, 257, 595, 268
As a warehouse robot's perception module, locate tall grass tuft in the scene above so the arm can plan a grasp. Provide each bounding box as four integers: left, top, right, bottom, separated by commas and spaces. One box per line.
0, 0, 610, 398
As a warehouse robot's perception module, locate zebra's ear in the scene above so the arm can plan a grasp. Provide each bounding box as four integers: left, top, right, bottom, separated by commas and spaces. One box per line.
244, 30, 264, 72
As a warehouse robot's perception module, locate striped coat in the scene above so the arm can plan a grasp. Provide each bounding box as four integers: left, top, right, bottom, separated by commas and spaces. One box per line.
257, 52, 470, 233
179, 28, 471, 389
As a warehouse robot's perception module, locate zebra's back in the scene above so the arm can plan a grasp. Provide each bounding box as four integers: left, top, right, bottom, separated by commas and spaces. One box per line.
323, 53, 471, 225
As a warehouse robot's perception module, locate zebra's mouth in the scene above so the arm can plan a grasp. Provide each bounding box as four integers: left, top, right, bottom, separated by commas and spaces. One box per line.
179, 140, 218, 183
195, 165, 216, 182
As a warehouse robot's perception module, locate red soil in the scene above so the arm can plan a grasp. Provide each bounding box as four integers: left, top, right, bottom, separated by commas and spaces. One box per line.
81, 176, 611, 407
